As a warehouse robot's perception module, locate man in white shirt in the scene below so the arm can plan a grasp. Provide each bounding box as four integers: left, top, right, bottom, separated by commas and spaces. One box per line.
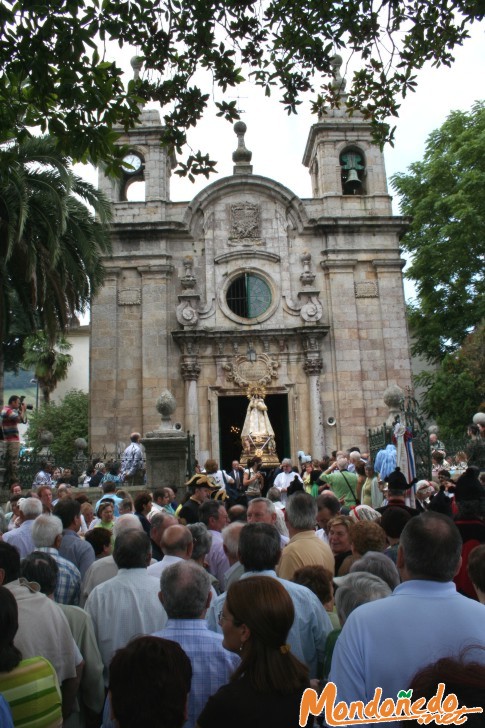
80, 514, 145, 606
2, 497, 42, 557
120, 432, 144, 484
0, 542, 81, 707
85, 529, 167, 684
147, 524, 193, 579
273, 459, 303, 505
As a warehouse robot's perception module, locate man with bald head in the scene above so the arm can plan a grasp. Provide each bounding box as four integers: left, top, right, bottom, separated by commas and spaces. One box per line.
149, 511, 178, 561
80, 514, 143, 606
153, 560, 239, 728
147, 524, 193, 578
85, 529, 166, 684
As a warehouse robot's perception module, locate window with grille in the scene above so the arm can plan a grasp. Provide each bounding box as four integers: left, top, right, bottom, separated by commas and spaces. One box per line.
226, 274, 272, 319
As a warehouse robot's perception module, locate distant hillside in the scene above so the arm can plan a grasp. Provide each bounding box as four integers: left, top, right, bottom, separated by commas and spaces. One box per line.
5, 369, 34, 390
4, 369, 37, 407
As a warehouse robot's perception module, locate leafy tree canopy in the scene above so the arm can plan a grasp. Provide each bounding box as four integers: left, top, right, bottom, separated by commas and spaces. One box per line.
26, 389, 89, 464
415, 321, 485, 439
1, 0, 483, 175
0, 136, 111, 402
22, 332, 73, 405
392, 101, 485, 362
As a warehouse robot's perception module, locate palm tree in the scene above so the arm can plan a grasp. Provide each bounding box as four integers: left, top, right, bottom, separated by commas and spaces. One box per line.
22, 332, 73, 404
0, 136, 112, 401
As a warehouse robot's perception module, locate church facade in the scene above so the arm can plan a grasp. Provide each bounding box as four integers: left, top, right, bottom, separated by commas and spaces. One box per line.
92, 75, 413, 466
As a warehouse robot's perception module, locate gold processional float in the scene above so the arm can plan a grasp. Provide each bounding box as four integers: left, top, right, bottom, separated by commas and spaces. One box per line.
223, 350, 281, 470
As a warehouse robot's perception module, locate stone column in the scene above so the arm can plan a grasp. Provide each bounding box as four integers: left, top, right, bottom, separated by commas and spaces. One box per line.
303, 357, 325, 459
181, 359, 201, 454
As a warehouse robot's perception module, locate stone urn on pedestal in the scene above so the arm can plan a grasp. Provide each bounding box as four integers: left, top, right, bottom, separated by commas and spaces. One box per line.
383, 385, 404, 427
142, 390, 188, 492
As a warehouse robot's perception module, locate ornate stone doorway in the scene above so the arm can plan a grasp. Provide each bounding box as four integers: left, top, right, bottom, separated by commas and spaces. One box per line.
218, 394, 290, 469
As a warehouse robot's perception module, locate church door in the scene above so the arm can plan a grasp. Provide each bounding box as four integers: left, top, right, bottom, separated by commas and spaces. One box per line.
218, 394, 290, 470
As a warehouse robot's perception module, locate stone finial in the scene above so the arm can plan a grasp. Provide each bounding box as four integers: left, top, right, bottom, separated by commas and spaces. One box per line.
383, 384, 404, 426
39, 430, 54, 461
39, 430, 54, 447
157, 390, 177, 417
156, 390, 178, 431
300, 251, 316, 286
232, 121, 253, 175
383, 384, 403, 410
131, 56, 143, 81
329, 54, 347, 96
181, 256, 197, 290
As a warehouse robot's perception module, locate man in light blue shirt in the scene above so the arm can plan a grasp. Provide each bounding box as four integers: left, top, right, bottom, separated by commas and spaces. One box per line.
153, 560, 239, 728
2, 497, 42, 557
206, 522, 332, 678
330, 511, 485, 713
94, 482, 124, 517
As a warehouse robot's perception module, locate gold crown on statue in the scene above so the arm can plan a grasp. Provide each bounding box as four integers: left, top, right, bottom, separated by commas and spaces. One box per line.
246, 384, 266, 400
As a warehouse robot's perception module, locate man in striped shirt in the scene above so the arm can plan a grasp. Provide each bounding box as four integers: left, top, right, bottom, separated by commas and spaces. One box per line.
1, 395, 26, 476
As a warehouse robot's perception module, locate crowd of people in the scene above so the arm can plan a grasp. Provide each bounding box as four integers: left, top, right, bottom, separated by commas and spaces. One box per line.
0, 427, 485, 727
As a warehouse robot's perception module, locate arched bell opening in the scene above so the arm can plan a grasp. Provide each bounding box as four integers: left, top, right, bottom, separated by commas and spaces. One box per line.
340, 147, 366, 195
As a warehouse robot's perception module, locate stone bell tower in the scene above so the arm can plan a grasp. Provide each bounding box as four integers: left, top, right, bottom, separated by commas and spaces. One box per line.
90, 58, 178, 451
97, 58, 176, 204
303, 55, 390, 212
300, 55, 413, 445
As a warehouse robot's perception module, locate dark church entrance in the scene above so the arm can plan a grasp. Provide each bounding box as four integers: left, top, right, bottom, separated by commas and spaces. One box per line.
218, 394, 290, 470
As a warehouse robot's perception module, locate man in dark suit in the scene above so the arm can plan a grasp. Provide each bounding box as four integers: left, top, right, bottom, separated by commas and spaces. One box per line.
226, 460, 247, 506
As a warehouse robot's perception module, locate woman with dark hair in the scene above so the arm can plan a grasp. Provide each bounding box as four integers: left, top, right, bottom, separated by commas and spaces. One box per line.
100, 462, 123, 487
109, 636, 192, 728
85, 527, 113, 558
408, 652, 485, 727
89, 499, 116, 534
196, 576, 312, 728
243, 456, 265, 500
0, 585, 62, 727
96, 502, 116, 531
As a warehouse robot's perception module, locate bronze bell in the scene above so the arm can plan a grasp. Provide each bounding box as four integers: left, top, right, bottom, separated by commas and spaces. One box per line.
344, 168, 362, 194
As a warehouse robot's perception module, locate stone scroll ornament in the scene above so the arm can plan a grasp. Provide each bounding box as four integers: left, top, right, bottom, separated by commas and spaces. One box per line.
176, 300, 199, 328
300, 296, 323, 322
284, 252, 323, 322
